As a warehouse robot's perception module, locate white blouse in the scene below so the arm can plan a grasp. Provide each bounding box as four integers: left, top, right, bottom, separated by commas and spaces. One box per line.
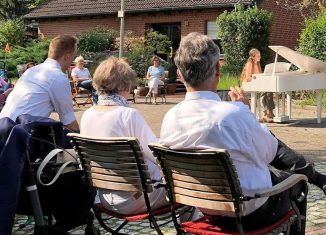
80, 106, 167, 214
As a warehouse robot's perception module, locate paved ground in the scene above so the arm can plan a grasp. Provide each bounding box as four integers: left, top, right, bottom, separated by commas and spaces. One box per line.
12, 93, 326, 234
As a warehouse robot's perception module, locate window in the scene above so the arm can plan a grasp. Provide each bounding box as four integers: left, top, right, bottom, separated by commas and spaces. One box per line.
206, 21, 224, 55
207, 21, 218, 39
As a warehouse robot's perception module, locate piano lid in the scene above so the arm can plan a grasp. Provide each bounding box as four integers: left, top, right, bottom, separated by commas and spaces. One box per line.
269, 46, 326, 73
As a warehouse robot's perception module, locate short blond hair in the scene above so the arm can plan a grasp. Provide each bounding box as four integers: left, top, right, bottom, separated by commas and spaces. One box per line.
48, 35, 77, 60
151, 56, 160, 64
93, 57, 136, 95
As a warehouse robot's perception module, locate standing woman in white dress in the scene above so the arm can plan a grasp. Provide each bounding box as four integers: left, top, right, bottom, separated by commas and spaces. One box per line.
146, 56, 165, 104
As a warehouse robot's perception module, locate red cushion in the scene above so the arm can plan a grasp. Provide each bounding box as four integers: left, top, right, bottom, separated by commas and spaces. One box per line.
95, 203, 183, 221
181, 210, 295, 235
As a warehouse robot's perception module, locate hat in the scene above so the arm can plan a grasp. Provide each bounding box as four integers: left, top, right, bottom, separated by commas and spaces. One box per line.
74, 56, 85, 63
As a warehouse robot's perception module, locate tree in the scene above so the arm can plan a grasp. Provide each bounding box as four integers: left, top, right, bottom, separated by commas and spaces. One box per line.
217, 4, 273, 74
0, 19, 25, 47
0, 0, 46, 20
276, 0, 325, 17
298, 11, 326, 62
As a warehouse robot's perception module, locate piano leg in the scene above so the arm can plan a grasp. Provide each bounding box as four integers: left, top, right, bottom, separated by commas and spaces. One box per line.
316, 89, 323, 124
250, 92, 257, 118
273, 92, 290, 123
275, 92, 279, 118
286, 92, 292, 119
281, 93, 285, 117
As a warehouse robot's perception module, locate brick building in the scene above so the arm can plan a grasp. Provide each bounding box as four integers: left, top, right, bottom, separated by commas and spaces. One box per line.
24, 0, 304, 51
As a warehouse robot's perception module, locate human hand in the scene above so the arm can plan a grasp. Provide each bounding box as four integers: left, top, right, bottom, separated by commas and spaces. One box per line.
228, 86, 250, 107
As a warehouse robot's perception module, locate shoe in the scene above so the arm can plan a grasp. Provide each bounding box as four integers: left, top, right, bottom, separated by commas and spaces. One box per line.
262, 116, 273, 123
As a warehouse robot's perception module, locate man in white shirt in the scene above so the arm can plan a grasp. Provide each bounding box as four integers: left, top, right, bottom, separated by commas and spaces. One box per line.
0, 35, 95, 232
159, 32, 325, 233
0, 35, 79, 132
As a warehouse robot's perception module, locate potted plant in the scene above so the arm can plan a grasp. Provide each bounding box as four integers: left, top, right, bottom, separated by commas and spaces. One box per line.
164, 64, 178, 94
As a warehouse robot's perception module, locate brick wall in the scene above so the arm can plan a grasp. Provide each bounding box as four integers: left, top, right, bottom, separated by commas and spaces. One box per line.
259, 0, 304, 49
38, 4, 303, 50
38, 9, 221, 38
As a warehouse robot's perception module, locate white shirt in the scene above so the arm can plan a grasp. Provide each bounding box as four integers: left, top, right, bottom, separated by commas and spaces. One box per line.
81, 106, 167, 214
0, 59, 75, 125
159, 91, 278, 216
71, 67, 91, 82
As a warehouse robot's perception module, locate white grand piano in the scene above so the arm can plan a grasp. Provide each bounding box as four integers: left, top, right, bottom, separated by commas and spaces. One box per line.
242, 46, 326, 123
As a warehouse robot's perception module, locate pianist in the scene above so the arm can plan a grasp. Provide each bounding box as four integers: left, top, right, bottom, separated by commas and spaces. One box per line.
240, 48, 275, 122
160, 32, 326, 232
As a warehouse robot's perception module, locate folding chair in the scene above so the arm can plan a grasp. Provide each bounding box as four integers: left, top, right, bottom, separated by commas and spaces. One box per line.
145, 85, 167, 104
149, 144, 308, 235
70, 80, 92, 107
68, 134, 191, 235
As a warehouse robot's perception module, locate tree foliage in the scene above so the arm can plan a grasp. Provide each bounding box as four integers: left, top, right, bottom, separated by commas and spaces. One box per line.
0, 0, 46, 20
0, 38, 51, 78
276, 0, 325, 17
145, 30, 172, 53
77, 27, 117, 53
298, 11, 326, 62
0, 19, 25, 48
127, 31, 172, 78
216, 4, 273, 74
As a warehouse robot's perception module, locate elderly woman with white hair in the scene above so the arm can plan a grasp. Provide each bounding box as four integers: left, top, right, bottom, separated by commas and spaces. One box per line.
71, 55, 98, 103
71, 56, 92, 89
80, 57, 169, 214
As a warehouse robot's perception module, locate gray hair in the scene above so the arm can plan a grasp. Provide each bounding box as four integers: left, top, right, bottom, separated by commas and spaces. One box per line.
93, 57, 136, 95
174, 32, 220, 88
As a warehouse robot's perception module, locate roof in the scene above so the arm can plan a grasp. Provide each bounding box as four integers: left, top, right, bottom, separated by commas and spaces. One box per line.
24, 0, 255, 19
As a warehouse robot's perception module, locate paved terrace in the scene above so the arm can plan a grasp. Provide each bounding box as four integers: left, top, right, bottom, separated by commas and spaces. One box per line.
13, 94, 326, 234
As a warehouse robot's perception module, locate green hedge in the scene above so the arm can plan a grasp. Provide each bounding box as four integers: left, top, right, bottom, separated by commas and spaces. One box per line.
217, 4, 273, 74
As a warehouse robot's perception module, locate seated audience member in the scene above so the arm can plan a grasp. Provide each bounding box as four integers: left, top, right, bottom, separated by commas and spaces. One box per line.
0, 88, 13, 106
80, 57, 168, 214
24, 62, 35, 71
71, 56, 92, 90
0, 35, 95, 233
71, 56, 97, 104
0, 35, 79, 132
0, 76, 10, 94
159, 32, 326, 233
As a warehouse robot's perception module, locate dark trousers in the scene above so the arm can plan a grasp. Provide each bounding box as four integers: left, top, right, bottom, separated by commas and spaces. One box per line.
211, 137, 309, 234
77, 80, 98, 104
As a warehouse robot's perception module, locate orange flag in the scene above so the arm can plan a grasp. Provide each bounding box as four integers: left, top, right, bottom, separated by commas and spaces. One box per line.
5, 43, 10, 54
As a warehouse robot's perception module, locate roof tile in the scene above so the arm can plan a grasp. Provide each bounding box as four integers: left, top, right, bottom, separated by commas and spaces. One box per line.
25, 0, 254, 19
